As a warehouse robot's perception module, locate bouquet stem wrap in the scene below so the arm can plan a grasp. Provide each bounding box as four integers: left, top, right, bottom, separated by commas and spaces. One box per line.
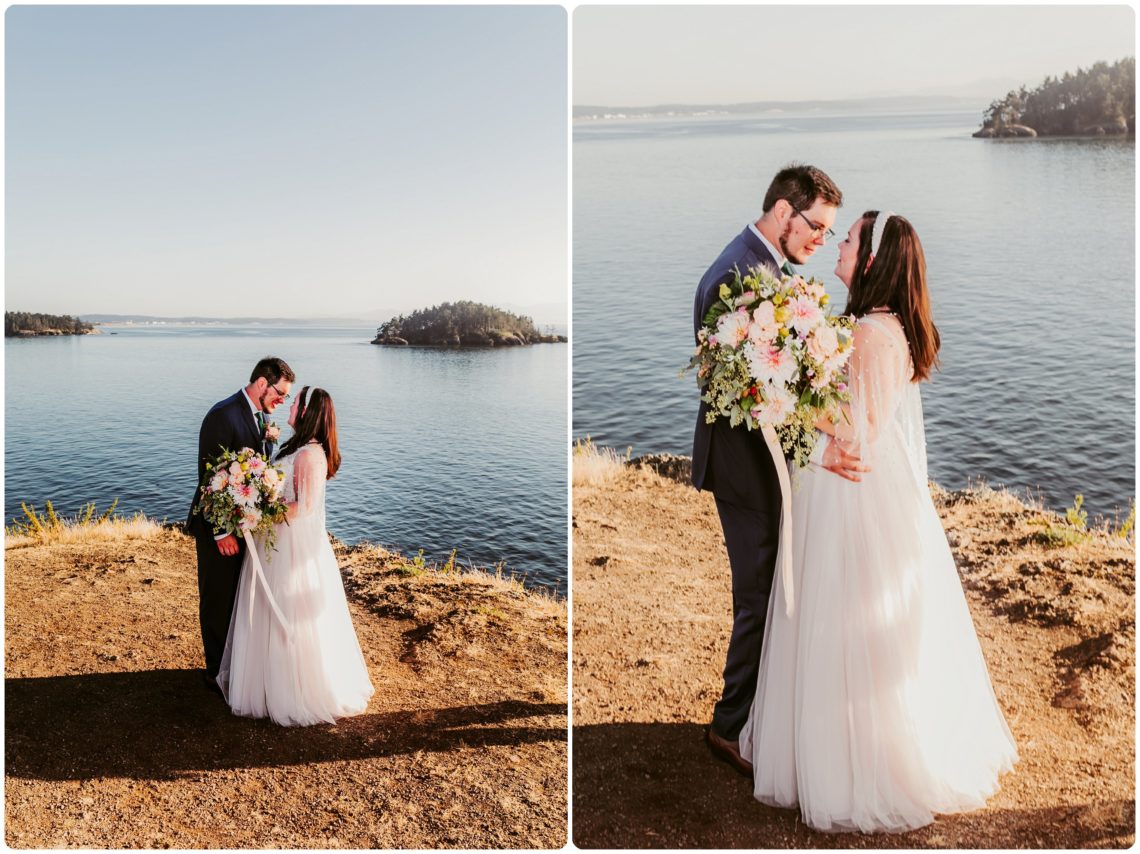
243, 530, 293, 642
761, 425, 795, 616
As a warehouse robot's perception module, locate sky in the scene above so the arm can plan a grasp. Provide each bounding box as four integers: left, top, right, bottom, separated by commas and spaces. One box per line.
574, 5, 1135, 106
6, 6, 568, 324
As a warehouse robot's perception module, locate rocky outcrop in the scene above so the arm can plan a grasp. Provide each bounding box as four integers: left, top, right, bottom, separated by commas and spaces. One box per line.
372, 331, 567, 347
974, 118, 1130, 139
629, 453, 692, 483
973, 124, 1038, 138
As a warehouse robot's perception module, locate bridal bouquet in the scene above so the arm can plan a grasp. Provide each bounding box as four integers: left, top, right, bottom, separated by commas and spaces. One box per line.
196, 447, 289, 551
687, 264, 856, 468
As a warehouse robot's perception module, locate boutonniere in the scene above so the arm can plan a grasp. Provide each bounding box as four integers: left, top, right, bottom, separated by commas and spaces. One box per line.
264, 422, 281, 442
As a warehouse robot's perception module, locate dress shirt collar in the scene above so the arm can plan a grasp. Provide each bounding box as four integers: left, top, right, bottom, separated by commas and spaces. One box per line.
749, 221, 788, 270
240, 387, 261, 419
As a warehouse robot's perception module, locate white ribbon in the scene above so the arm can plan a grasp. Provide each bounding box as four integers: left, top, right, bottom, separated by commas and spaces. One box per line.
243, 530, 293, 643
760, 425, 795, 616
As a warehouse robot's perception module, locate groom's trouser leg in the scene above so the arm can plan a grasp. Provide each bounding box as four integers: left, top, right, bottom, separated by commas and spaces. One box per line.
195, 535, 244, 678
711, 497, 779, 742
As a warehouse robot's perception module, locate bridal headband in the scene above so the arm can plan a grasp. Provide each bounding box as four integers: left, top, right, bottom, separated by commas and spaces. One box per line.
869, 210, 896, 262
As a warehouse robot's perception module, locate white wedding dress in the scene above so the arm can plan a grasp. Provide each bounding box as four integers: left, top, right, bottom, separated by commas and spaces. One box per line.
217, 443, 374, 726
739, 314, 1017, 833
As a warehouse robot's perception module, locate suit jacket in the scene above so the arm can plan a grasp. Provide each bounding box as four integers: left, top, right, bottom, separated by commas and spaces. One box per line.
691, 226, 783, 516
186, 390, 274, 537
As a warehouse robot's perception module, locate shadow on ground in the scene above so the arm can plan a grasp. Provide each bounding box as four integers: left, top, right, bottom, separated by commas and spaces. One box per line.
7, 668, 565, 781
572, 722, 1134, 849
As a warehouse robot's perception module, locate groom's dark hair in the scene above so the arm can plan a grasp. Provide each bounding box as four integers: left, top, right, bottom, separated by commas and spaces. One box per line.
762, 163, 842, 213
250, 356, 295, 385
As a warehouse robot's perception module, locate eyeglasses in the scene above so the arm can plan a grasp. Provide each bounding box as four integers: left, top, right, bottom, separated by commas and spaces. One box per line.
269, 383, 290, 401
792, 208, 836, 241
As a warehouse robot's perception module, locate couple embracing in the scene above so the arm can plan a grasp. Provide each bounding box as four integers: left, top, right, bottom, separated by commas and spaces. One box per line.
694, 165, 1018, 833
186, 357, 374, 726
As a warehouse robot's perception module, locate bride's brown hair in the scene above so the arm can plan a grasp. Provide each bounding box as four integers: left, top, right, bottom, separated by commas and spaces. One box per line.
844, 211, 941, 382
277, 386, 341, 478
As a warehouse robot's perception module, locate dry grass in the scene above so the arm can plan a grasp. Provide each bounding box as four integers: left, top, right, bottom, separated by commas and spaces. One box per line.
4, 516, 164, 548
572, 437, 630, 487
4, 501, 165, 549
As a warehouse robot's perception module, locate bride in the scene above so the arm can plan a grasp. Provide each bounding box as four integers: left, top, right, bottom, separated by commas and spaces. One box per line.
739, 211, 1018, 832
217, 386, 374, 726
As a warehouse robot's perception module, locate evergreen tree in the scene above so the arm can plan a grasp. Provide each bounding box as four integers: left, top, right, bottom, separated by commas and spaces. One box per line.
979, 57, 1134, 136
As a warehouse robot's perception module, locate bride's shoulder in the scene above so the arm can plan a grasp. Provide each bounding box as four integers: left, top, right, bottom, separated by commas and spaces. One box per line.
856, 312, 907, 344
854, 313, 911, 372
856, 311, 903, 332
296, 442, 327, 463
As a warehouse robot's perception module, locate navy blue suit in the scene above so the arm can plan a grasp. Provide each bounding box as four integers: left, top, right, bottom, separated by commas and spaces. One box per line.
692, 226, 784, 740
186, 390, 275, 678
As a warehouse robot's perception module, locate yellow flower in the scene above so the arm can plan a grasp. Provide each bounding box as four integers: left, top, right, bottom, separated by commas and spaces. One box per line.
775, 306, 790, 323
820, 294, 830, 306
778, 326, 788, 338
719, 284, 732, 300
241, 462, 249, 472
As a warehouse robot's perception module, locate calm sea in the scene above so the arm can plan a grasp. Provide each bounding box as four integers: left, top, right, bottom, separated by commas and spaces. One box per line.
5, 326, 568, 592
573, 110, 1135, 518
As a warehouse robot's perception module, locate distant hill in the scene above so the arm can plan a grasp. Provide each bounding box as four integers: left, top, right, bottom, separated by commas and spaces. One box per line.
6, 311, 95, 337
372, 301, 566, 347
81, 314, 372, 327
574, 94, 984, 120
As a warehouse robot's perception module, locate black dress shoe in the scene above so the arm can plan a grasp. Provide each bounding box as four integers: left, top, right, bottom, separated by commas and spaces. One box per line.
705, 726, 754, 777
201, 671, 225, 698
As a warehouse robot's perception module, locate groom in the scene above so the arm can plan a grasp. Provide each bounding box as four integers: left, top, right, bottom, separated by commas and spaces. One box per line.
186, 356, 294, 692
692, 164, 864, 774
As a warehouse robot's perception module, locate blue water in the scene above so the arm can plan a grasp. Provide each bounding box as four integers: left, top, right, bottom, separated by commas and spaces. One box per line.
573, 110, 1135, 518
5, 326, 568, 591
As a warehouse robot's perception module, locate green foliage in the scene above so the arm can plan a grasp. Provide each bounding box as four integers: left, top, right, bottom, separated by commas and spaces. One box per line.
980, 57, 1135, 135
7, 499, 119, 540
1032, 494, 1093, 547
474, 604, 507, 622
396, 548, 428, 577
376, 300, 540, 345
441, 549, 458, 575
5, 311, 94, 337
1112, 500, 1136, 541
1065, 493, 1089, 529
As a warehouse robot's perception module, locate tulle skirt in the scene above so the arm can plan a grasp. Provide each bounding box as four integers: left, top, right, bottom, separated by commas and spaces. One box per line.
217, 522, 374, 727
739, 439, 1018, 833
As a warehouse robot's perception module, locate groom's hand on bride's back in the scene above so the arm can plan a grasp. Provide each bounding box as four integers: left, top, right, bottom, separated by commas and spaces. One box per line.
216, 534, 240, 556
822, 440, 870, 482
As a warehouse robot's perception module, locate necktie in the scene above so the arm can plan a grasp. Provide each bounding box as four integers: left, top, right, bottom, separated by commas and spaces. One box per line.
781, 261, 795, 277
256, 411, 265, 435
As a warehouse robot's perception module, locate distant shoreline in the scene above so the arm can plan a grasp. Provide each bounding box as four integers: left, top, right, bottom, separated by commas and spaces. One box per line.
573, 94, 985, 121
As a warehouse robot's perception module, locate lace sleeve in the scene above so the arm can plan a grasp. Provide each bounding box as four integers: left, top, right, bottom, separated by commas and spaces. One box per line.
824, 316, 910, 447
290, 446, 327, 520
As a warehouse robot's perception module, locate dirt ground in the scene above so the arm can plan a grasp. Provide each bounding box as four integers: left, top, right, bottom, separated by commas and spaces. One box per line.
572, 459, 1135, 848
5, 530, 567, 848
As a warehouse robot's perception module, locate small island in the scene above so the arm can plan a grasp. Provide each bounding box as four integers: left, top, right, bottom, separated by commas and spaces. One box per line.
975, 57, 1135, 138
372, 300, 567, 347
5, 311, 97, 338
